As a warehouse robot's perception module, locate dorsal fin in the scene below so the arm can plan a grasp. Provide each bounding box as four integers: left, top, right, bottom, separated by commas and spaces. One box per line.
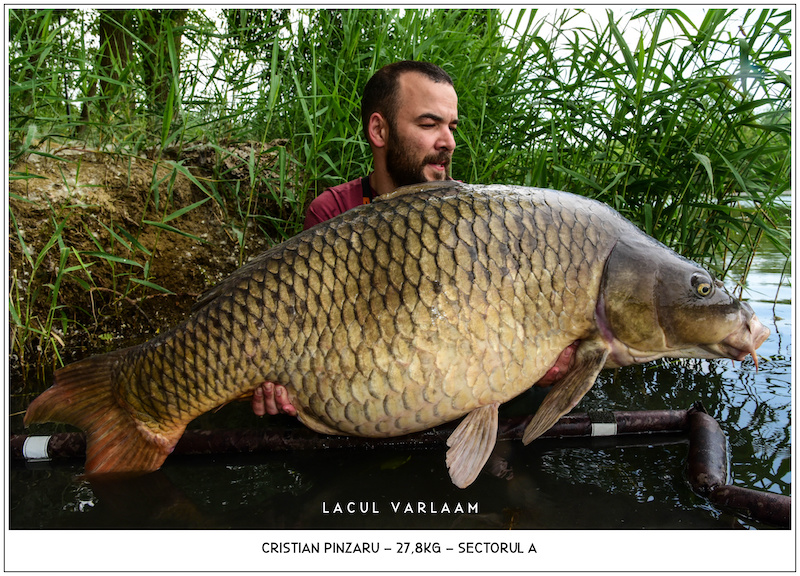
374, 180, 461, 203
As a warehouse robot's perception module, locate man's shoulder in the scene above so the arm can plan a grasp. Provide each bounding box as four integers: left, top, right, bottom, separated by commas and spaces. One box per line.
311, 177, 364, 207
304, 176, 366, 229
325, 177, 364, 196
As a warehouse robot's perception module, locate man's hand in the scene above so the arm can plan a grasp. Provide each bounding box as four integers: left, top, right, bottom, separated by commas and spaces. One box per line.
252, 381, 298, 417
535, 341, 579, 387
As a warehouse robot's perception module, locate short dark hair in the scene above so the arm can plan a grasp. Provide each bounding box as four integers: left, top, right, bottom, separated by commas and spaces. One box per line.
361, 61, 454, 140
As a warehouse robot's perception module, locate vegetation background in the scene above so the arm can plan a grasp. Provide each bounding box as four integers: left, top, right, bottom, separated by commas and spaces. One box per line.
6, 8, 792, 373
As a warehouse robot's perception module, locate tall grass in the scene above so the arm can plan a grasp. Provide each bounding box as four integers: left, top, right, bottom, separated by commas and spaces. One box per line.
514, 8, 792, 281
8, 8, 792, 369
210, 8, 789, 273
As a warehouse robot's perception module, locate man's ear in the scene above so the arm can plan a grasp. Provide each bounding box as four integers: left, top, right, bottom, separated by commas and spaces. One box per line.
367, 112, 388, 148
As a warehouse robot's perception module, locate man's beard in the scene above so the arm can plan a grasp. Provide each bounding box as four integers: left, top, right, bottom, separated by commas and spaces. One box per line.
386, 131, 451, 188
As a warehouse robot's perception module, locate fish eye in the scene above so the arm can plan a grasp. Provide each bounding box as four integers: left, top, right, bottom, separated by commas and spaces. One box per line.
697, 283, 712, 296
691, 273, 714, 297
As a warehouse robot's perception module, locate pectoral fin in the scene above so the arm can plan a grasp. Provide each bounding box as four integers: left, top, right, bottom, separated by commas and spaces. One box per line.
446, 402, 500, 488
522, 342, 609, 445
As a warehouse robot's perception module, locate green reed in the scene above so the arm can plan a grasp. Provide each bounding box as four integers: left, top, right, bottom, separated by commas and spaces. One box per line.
8, 7, 791, 370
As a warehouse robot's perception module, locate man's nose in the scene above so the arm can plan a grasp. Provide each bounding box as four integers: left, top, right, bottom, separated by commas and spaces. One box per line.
437, 126, 456, 151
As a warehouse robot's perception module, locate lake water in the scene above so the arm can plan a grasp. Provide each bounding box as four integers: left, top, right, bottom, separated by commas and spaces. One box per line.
6, 235, 793, 570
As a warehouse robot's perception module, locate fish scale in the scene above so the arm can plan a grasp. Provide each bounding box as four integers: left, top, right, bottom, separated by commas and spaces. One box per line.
272, 185, 604, 437
24, 182, 769, 487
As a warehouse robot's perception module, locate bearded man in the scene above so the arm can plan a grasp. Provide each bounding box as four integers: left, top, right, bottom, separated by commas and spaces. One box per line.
303, 61, 458, 229
253, 60, 576, 418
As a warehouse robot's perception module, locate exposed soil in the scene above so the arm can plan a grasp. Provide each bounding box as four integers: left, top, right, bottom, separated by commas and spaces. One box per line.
8, 142, 295, 399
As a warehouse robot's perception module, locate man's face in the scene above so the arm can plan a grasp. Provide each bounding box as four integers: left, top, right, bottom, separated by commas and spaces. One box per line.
385, 72, 458, 188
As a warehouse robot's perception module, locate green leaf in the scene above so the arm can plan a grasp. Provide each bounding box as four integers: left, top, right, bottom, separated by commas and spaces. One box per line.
143, 219, 206, 243
129, 277, 175, 294
82, 251, 144, 268
691, 152, 715, 194
162, 196, 211, 223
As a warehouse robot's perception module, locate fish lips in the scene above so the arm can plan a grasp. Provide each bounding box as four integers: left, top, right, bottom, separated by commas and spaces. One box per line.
704, 309, 770, 369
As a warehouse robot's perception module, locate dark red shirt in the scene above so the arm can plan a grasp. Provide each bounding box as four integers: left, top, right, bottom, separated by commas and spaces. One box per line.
303, 176, 374, 230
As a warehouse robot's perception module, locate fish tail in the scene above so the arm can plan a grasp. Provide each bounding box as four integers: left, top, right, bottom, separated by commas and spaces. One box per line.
24, 351, 183, 474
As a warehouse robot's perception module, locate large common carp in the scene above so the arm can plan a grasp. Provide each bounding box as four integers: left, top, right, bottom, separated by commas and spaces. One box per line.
25, 182, 769, 488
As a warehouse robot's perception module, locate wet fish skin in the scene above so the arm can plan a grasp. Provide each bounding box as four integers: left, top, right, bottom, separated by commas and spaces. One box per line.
119, 182, 609, 438
24, 182, 769, 487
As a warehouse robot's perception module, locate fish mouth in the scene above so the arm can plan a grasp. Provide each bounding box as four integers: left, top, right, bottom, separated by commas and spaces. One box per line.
704, 311, 770, 370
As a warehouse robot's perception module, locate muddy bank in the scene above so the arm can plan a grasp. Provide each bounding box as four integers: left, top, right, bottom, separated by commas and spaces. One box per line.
8, 142, 296, 400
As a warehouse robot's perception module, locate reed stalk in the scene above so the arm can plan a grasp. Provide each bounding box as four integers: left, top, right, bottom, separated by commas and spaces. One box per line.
8, 7, 791, 371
